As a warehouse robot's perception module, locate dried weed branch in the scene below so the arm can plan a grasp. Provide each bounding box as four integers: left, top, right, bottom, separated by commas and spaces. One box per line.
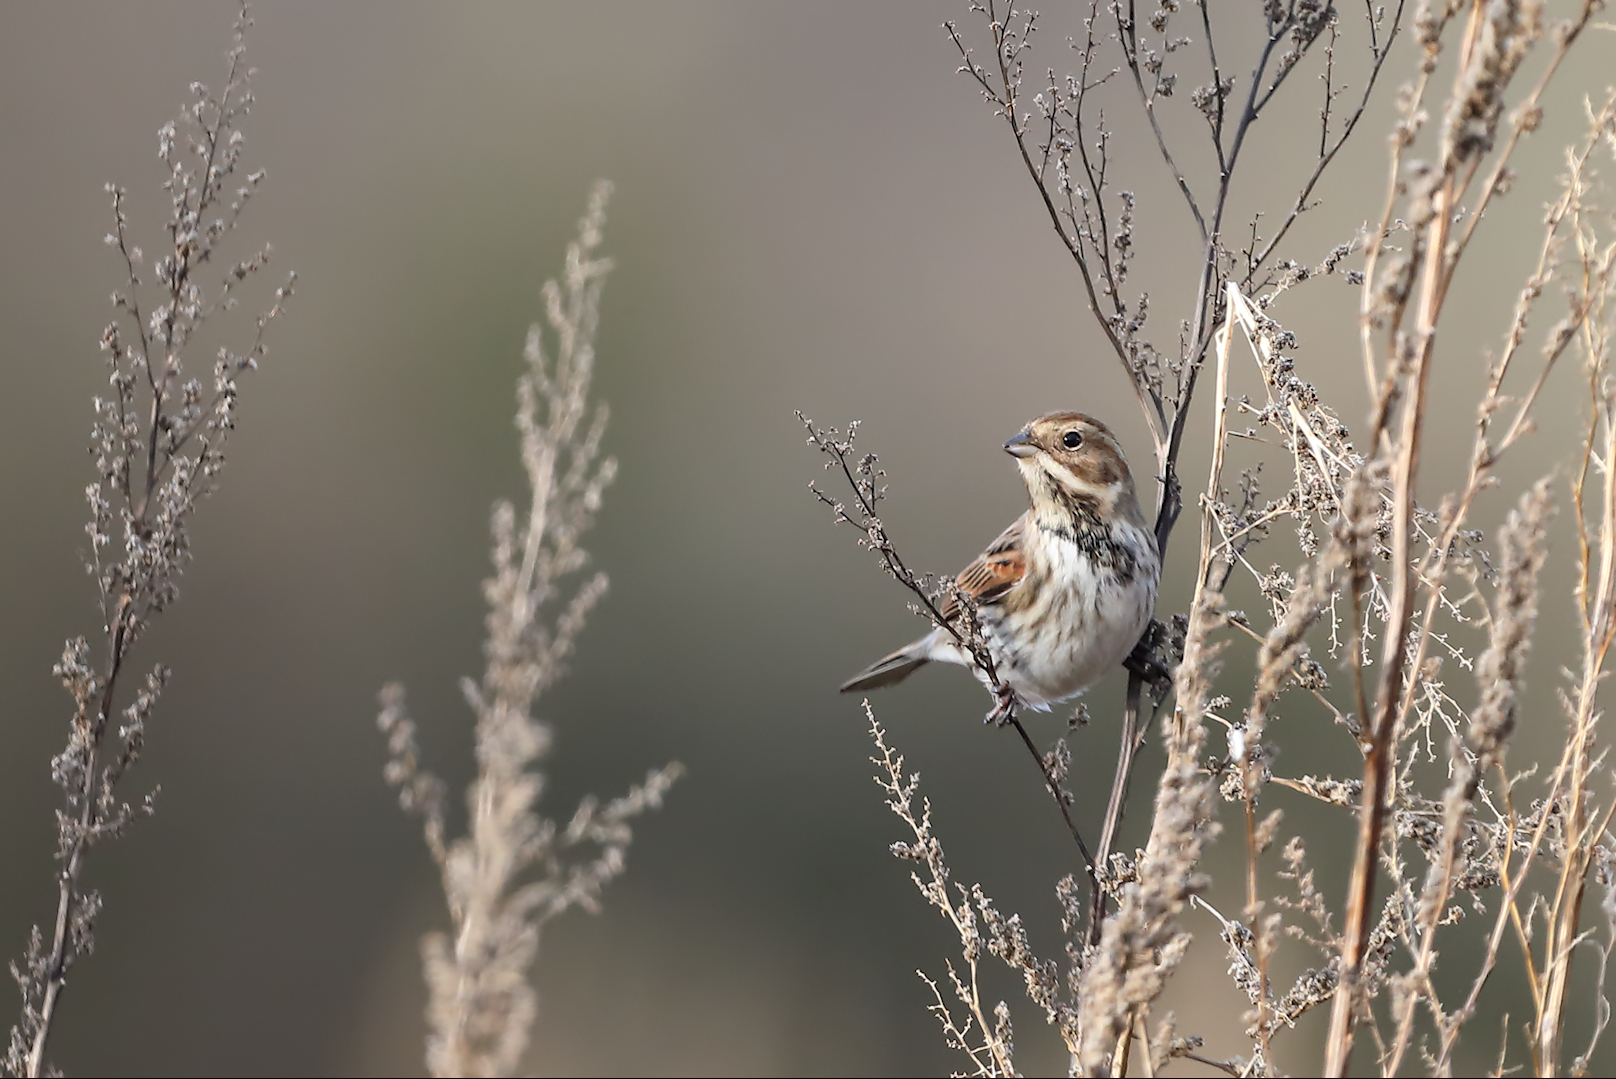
872, 708, 1030, 1076
811, 1, 1616, 1073
6, 9, 292, 1076
1328, 4, 1610, 1069
946, 0, 1401, 553
378, 184, 679, 1079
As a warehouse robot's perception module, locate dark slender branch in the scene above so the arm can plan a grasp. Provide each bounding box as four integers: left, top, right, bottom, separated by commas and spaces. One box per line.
801, 416, 994, 677
26, 619, 130, 1078
1182, 1050, 1246, 1076
1320, 17, 1338, 159
1247, 0, 1407, 283
1198, 0, 1229, 173
1009, 717, 1094, 871
1161, 5, 1328, 554
1117, 0, 1208, 241
1089, 669, 1145, 944
946, 10, 1168, 457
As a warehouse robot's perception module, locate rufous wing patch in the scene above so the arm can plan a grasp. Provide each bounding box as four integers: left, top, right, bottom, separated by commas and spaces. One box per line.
940, 518, 1027, 622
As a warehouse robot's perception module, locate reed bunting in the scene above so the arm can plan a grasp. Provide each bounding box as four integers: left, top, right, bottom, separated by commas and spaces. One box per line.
841, 412, 1159, 717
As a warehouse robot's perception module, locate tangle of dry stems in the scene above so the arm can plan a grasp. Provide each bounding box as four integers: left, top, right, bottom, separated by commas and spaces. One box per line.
811, 1, 1616, 1074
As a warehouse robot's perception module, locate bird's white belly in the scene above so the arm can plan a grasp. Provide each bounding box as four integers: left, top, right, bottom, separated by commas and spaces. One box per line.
986, 530, 1157, 707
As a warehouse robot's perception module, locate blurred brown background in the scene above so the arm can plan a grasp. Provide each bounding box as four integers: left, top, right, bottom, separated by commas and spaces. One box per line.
1, 3, 1611, 1075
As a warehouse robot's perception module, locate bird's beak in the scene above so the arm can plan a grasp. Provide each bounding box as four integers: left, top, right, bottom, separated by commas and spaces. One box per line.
1003, 431, 1038, 459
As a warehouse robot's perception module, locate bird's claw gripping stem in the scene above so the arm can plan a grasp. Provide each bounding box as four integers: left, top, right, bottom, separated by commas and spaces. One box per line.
985, 683, 1020, 727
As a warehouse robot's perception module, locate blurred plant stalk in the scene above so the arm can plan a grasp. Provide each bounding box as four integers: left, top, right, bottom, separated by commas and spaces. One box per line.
377, 182, 680, 1079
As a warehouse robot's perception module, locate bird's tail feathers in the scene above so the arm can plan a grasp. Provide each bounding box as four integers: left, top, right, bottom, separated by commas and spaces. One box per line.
839, 643, 929, 694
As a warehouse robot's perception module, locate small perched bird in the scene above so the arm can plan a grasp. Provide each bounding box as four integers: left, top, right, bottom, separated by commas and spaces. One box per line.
841, 412, 1159, 717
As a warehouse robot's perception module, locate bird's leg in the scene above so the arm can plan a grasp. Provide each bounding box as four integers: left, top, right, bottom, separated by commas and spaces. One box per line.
985, 682, 1020, 727
1124, 619, 1177, 699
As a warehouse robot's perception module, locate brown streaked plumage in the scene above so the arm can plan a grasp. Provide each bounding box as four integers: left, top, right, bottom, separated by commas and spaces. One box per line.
940, 523, 1025, 622
841, 412, 1159, 712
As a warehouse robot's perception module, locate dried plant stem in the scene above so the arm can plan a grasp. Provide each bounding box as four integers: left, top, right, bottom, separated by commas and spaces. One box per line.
1110, 1020, 1135, 1077
26, 661, 123, 1079
1384, 96, 1616, 1076
1077, 586, 1221, 1075
1329, 4, 1610, 1069
1535, 303, 1616, 1072
1198, 284, 1237, 596
1009, 717, 1094, 870
1324, 189, 1440, 1079
1089, 673, 1147, 945
872, 710, 1020, 1076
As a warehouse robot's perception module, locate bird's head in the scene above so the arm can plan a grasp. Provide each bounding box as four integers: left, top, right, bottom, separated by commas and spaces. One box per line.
1003, 412, 1147, 528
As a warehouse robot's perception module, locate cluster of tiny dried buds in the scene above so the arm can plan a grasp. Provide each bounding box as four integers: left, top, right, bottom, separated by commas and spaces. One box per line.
872, 708, 1072, 1076
7, 8, 292, 1077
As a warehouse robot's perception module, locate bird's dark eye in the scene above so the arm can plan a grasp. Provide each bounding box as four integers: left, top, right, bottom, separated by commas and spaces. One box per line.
1062, 430, 1083, 449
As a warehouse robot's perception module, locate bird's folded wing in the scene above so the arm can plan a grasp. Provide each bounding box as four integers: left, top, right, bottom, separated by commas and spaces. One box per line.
939, 516, 1027, 622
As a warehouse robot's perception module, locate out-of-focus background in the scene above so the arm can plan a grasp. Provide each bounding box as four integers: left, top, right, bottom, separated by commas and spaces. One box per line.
1, 3, 1610, 1076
